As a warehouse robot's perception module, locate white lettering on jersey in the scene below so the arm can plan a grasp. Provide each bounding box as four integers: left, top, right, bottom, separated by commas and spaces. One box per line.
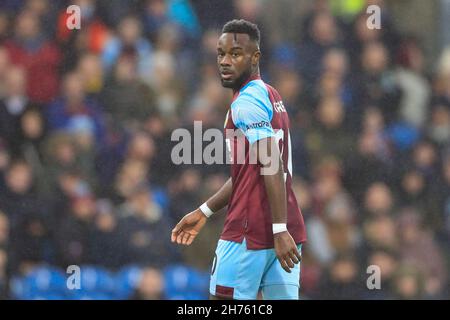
273, 101, 286, 113
274, 128, 293, 182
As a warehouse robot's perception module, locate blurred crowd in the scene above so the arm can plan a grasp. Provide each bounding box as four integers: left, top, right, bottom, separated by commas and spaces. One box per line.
0, 0, 449, 299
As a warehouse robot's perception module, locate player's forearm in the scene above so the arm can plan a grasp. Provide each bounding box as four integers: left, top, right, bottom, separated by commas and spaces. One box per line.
263, 158, 287, 224
256, 137, 287, 224
204, 177, 232, 213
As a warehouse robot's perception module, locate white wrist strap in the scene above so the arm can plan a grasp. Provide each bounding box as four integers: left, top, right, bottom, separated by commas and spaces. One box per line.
273, 223, 287, 234
200, 203, 215, 218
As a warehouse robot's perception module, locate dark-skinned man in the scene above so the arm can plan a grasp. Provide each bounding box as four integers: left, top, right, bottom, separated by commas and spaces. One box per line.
171, 19, 307, 300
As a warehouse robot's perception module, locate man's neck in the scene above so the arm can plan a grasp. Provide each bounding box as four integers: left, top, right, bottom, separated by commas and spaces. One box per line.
232, 71, 261, 95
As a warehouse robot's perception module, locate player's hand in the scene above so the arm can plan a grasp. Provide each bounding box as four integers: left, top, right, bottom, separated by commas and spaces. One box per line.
171, 208, 207, 246
273, 231, 302, 273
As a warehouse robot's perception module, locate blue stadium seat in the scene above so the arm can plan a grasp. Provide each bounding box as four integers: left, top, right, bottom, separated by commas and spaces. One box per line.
9, 276, 28, 300
70, 290, 115, 300
75, 265, 115, 294
113, 265, 143, 299
9, 266, 67, 300
28, 293, 66, 300
163, 264, 209, 299
61, 266, 116, 300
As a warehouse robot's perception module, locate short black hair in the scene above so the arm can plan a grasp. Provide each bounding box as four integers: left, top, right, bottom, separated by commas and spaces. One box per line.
222, 19, 260, 46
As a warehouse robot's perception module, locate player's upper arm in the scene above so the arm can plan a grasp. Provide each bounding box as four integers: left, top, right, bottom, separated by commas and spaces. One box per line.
231, 85, 274, 145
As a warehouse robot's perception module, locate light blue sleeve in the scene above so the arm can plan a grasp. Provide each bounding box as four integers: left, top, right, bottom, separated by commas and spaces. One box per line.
231, 82, 274, 145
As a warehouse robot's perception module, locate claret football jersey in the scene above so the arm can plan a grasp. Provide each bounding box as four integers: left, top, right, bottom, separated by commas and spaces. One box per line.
222, 75, 307, 250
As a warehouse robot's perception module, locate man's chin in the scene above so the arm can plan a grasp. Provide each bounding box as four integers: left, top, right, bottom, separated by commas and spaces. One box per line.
221, 79, 235, 88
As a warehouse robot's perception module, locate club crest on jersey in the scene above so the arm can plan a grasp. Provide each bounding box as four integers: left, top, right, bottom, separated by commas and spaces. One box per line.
273, 101, 286, 113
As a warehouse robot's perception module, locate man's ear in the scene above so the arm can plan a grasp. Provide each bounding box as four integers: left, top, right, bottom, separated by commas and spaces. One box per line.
252, 50, 261, 66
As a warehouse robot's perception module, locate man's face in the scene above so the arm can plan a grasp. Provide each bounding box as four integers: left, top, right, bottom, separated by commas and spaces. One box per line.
6, 163, 32, 194
217, 33, 259, 90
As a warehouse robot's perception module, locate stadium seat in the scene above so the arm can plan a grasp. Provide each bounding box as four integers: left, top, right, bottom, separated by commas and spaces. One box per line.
163, 264, 209, 299
75, 265, 115, 294
70, 290, 115, 300
9, 266, 68, 299
113, 265, 143, 299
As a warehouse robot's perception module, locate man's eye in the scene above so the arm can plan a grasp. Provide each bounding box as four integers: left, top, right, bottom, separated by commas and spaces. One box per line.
232, 53, 240, 57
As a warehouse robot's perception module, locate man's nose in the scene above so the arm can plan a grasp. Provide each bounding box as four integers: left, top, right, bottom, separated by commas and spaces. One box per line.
220, 54, 232, 66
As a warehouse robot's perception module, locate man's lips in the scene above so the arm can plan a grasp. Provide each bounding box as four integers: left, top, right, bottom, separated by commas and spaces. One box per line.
220, 71, 233, 80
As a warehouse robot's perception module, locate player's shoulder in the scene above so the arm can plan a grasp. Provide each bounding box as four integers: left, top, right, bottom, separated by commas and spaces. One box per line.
236, 79, 268, 101
232, 79, 272, 112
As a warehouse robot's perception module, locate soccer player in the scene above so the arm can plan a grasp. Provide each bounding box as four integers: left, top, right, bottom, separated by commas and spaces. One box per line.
171, 19, 307, 300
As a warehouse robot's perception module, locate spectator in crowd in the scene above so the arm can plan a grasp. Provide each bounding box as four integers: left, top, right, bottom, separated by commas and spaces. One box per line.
396, 208, 447, 298
435, 155, 450, 241
4, 9, 61, 104
0, 212, 9, 298
318, 49, 353, 115
0, 212, 9, 249
411, 139, 439, 183
362, 214, 397, 252
142, 0, 200, 44
343, 108, 394, 203
272, 69, 304, 120
363, 247, 399, 299
112, 159, 149, 204
0, 66, 30, 151
131, 267, 165, 300
57, 0, 111, 73
100, 54, 156, 127
141, 0, 172, 43
191, 0, 234, 31
317, 253, 365, 299
391, 264, 425, 300
0, 159, 54, 273
144, 24, 186, 121
77, 53, 105, 98
0, 159, 42, 231
24, 0, 60, 39
187, 74, 228, 128
43, 132, 96, 194
394, 36, 430, 130
101, 14, 153, 77
17, 106, 49, 195
307, 158, 359, 265
435, 46, 450, 106
428, 103, 450, 148
299, 10, 342, 89
362, 182, 396, 218
396, 167, 441, 229
0, 46, 11, 97
143, 114, 179, 185
54, 193, 97, 268
0, 246, 8, 299
117, 182, 177, 267
46, 72, 106, 147
306, 96, 355, 165
0, 12, 10, 44
168, 169, 202, 223
10, 210, 53, 272
89, 199, 125, 270
0, 141, 10, 174
352, 41, 401, 127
